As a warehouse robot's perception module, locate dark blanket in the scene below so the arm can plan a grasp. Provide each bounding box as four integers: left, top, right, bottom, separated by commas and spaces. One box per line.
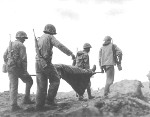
54, 64, 94, 96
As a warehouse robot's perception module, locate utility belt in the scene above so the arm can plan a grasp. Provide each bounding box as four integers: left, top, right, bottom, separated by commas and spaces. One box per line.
36, 56, 52, 69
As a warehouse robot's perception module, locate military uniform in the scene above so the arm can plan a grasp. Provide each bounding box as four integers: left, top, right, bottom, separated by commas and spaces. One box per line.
3, 31, 34, 111
35, 24, 75, 109
75, 51, 90, 69
74, 43, 94, 100
99, 36, 122, 96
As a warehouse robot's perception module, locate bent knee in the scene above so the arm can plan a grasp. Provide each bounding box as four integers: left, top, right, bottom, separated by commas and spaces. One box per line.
26, 77, 33, 86
29, 78, 33, 85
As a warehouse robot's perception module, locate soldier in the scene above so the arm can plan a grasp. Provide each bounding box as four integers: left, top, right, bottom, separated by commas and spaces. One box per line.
3, 31, 34, 111
35, 24, 75, 110
99, 36, 122, 97
73, 43, 95, 100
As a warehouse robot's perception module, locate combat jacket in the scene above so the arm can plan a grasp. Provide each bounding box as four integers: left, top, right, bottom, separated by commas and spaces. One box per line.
99, 43, 122, 67
36, 34, 73, 62
3, 40, 27, 72
75, 50, 90, 69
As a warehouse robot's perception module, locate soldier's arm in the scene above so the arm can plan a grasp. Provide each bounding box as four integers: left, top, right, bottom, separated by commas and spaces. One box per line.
99, 48, 102, 67
114, 44, 122, 56
72, 54, 77, 66
3, 48, 8, 63
99, 48, 104, 72
51, 36, 74, 57
19, 44, 27, 73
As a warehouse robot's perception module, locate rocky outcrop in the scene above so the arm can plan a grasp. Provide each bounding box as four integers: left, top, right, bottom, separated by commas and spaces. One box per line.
109, 79, 144, 99
1, 80, 150, 117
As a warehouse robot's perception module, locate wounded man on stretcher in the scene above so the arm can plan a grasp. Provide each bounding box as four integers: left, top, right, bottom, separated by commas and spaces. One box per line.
54, 64, 97, 99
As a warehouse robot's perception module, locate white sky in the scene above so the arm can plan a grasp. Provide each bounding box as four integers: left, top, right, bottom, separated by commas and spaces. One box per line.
0, 0, 150, 94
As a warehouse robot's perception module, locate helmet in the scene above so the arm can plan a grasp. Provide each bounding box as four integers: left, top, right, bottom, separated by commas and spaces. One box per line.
16, 31, 28, 39
83, 43, 92, 49
43, 24, 57, 35
104, 36, 112, 41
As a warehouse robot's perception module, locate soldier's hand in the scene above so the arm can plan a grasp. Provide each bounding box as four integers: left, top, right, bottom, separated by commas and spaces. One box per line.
100, 67, 104, 73
92, 72, 96, 75
101, 70, 104, 73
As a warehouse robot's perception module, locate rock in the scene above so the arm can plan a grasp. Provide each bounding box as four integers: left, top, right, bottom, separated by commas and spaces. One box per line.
60, 106, 101, 117
1, 80, 150, 117
109, 80, 144, 99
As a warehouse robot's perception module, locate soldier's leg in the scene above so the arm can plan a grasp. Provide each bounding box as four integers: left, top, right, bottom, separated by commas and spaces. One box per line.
20, 72, 34, 104
36, 72, 48, 108
104, 66, 114, 96
46, 64, 60, 105
8, 72, 21, 111
87, 80, 95, 99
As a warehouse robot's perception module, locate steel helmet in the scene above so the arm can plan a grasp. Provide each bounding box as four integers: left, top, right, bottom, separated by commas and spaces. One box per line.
16, 31, 28, 39
43, 24, 57, 35
83, 43, 92, 49
103, 36, 112, 41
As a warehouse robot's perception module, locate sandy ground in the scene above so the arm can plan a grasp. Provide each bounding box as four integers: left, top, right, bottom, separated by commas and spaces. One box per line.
0, 80, 150, 117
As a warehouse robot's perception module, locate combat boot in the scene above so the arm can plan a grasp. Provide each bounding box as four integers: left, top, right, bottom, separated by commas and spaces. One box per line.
22, 96, 35, 104
103, 94, 108, 99
76, 93, 79, 97
46, 99, 58, 106
87, 88, 95, 99
35, 105, 44, 111
88, 95, 95, 99
103, 91, 109, 99
78, 96, 87, 101
11, 105, 21, 112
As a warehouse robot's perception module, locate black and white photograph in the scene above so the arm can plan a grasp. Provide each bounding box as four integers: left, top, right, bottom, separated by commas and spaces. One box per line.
0, 0, 150, 116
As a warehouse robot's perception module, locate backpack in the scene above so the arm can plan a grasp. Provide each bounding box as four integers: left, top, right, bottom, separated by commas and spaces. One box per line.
112, 44, 122, 71
5, 41, 22, 72
112, 44, 118, 64
74, 51, 85, 68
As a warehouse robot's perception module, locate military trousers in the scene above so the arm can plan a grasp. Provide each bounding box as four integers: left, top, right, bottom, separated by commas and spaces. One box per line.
8, 71, 33, 106
35, 61, 60, 108
86, 80, 92, 97
104, 65, 114, 96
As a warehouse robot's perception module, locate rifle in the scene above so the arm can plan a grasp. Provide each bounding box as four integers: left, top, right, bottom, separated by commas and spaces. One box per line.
8, 34, 13, 58
2, 35, 12, 73
72, 48, 78, 66
112, 43, 122, 71
33, 29, 47, 69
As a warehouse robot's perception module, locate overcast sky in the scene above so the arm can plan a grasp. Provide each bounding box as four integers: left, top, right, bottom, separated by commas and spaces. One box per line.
0, 0, 150, 93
